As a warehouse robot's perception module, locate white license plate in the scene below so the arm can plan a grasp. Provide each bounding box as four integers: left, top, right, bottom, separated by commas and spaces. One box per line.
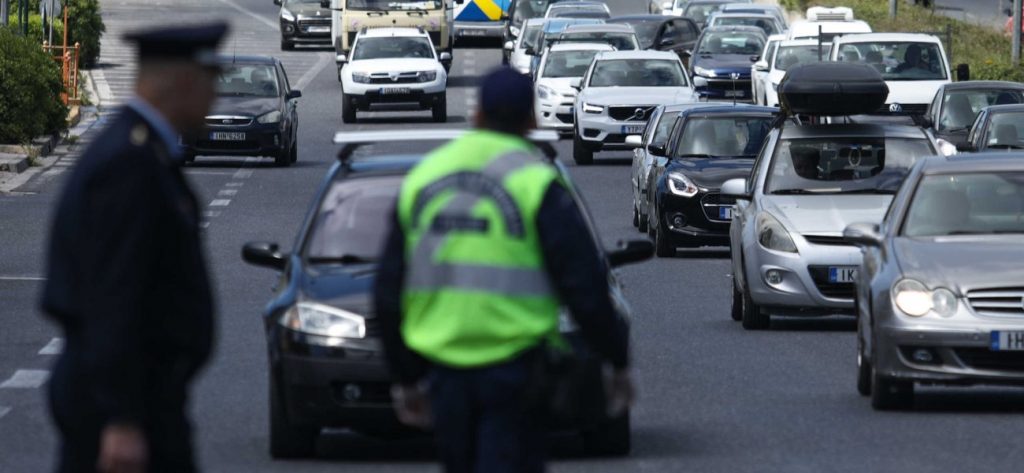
380, 87, 411, 95
828, 266, 857, 283
210, 132, 245, 141
621, 125, 645, 134
308, 26, 330, 33
725, 90, 745, 98
462, 29, 486, 36
991, 331, 1024, 351
718, 206, 733, 220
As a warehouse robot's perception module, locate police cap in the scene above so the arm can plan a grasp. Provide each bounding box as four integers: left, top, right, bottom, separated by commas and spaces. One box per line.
124, 22, 229, 67
479, 67, 534, 128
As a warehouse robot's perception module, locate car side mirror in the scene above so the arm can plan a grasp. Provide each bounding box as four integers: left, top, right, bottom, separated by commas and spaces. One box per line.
692, 76, 708, 88
274, 0, 282, 5
286, 90, 302, 100
439, 51, 452, 62
754, 60, 769, 71
918, 116, 933, 129
956, 63, 970, 82
647, 144, 666, 155
720, 178, 749, 199
242, 241, 288, 270
750, 55, 760, 62
843, 223, 883, 247
682, 49, 692, 57
569, 77, 582, 90
504, 40, 515, 51
659, 38, 676, 48
607, 239, 655, 268
625, 135, 643, 148
525, 47, 536, 56
335, 54, 347, 64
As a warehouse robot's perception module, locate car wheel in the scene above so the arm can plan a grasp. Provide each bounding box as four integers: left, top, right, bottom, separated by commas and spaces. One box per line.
341, 93, 357, 124
572, 130, 594, 165
871, 367, 913, 410
290, 139, 298, 163
281, 40, 294, 51
632, 203, 640, 228
740, 278, 770, 330
274, 141, 293, 167
856, 301, 872, 396
653, 214, 675, 257
269, 378, 318, 459
432, 93, 447, 123
581, 411, 630, 457
731, 279, 743, 321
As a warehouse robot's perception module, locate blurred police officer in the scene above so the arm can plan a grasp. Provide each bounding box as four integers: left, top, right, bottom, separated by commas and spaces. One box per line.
41, 22, 228, 473
374, 67, 634, 473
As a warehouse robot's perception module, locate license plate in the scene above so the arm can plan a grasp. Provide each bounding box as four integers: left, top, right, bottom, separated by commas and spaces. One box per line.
725, 90, 745, 98
621, 125, 645, 134
718, 206, 733, 220
210, 132, 245, 141
380, 87, 411, 95
307, 26, 330, 33
828, 266, 857, 283
992, 332, 1024, 351
461, 29, 486, 36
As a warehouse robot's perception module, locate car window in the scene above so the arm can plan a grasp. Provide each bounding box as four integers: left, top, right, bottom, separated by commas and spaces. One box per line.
626, 21, 662, 49
347, 0, 442, 10
685, 3, 725, 24
588, 59, 688, 87
697, 31, 765, 55
983, 111, 1024, 149
679, 20, 696, 41
939, 90, 1024, 132
512, 0, 554, 27
550, 8, 610, 19
675, 116, 773, 157
217, 64, 280, 97
712, 17, 779, 36
766, 137, 934, 195
304, 176, 404, 262
836, 41, 947, 81
559, 32, 639, 50
542, 49, 601, 77
277, 63, 291, 92
903, 172, 1024, 237
651, 112, 678, 147
774, 45, 828, 71
967, 111, 986, 145
520, 23, 544, 50
352, 37, 435, 60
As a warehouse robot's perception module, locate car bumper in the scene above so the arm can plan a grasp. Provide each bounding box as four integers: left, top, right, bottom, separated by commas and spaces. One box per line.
536, 97, 575, 132
182, 123, 286, 158
657, 191, 732, 247
280, 21, 332, 43
576, 114, 647, 150
698, 78, 753, 101
455, 21, 506, 38
875, 323, 1024, 386
745, 240, 861, 315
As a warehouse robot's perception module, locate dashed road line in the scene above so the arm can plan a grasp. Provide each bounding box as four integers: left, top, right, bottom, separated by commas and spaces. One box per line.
0, 406, 10, 420
233, 169, 254, 179
38, 338, 63, 356
209, 199, 231, 207
0, 276, 47, 281
0, 370, 50, 389
218, 189, 238, 197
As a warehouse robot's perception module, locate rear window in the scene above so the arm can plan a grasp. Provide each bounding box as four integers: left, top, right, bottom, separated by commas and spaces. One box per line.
304, 175, 404, 263
939, 90, 1024, 132
903, 172, 1024, 237
836, 41, 947, 81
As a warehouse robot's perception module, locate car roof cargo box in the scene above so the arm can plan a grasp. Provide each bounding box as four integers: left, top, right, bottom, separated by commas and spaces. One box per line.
778, 63, 889, 117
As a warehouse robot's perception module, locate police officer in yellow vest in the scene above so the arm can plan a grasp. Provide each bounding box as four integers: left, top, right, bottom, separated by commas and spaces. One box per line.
374, 68, 634, 472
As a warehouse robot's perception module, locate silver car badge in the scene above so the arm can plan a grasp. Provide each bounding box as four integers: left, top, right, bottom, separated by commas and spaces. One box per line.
730, 72, 741, 80
889, 103, 903, 113
389, 72, 400, 82
222, 119, 232, 124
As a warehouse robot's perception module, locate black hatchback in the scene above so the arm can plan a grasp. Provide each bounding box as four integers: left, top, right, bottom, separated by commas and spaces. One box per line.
181, 55, 302, 166
242, 130, 653, 459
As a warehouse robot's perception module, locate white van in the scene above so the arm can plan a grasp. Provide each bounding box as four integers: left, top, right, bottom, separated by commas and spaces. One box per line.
787, 7, 871, 43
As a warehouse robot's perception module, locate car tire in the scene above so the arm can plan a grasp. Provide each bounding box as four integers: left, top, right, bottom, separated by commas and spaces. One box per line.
637, 201, 649, 233
653, 214, 675, 257
432, 94, 447, 123
740, 277, 770, 330
572, 131, 594, 165
871, 368, 913, 410
341, 93, 357, 124
632, 203, 640, 228
290, 139, 298, 163
269, 379, 318, 459
731, 280, 743, 321
281, 40, 294, 51
857, 351, 872, 397
581, 411, 630, 457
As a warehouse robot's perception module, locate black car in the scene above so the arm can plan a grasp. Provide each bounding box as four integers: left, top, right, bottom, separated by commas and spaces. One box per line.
688, 26, 765, 102
181, 55, 301, 166
922, 81, 1024, 152
241, 130, 653, 458
275, 0, 332, 50
646, 104, 775, 256
608, 15, 701, 65
965, 103, 1024, 152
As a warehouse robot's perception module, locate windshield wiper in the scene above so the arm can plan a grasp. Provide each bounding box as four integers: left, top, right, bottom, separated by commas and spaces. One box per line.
675, 153, 714, 159
307, 255, 376, 265
771, 188, 817, 195
945, 230, 1024, 236
828, 188, 897, 195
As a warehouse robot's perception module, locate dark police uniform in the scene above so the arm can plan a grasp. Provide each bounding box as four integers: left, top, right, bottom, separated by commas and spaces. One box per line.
40, 23, 227, 473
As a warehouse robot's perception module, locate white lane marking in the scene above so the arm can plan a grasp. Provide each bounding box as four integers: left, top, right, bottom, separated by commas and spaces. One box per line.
232, 169, 253, 179
218, 189, 238, 197
225, 181, 244, 187
0, 276, 47, 281
200, 222, 211, 229
0, 370, 50, 389
203, 210, 222, 218
294, 51, 334, 91
209, 199, 231, 207
38, 338, 63, 355
184, 170, 235, 176
0, 406, 10, 419
214, 0, 279, 29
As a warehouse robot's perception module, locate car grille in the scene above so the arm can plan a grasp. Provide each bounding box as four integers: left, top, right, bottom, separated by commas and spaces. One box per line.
706, 79, 751, 97
368, 72, 422, 84
205, 116, 252, 127
298, 17, 331, 33
803, 234, 856, 247
877, 103, 928, 115
555, 113, 574, 124
700, 193, 735, 222
955, 348, 1024, 372
608, 105, 656, 122
967, 287, 1024, 317
808, 265, 855, 300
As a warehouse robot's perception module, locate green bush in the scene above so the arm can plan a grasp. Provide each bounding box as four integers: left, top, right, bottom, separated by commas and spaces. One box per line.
0, 28, 68, 144
67, 0, 105, 68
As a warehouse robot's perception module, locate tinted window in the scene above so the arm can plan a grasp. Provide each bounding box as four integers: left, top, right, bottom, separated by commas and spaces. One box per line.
588, 59, 687, 87
712, 17, 779, 36
774, 45, 828, 71
520, 23, 544, 50
675, 116, 772, 157
559, 32, 638, 50
542, 49, 601, 77
984, 111, 1024, 149
651, 113, 678, 147
767, 137, 934, 195
939, 90, 1024, 132
217, 64, 280, 97
305, 176, 403, 262
685, 3, 726, 24
352, 37, 435, 60
697, 31, 764, 55
903, 173, 1024, 237
837, 41, 947, 80
626, 20, 663, 49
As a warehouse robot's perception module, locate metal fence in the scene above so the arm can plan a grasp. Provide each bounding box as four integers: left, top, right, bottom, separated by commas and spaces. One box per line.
42, 41, 81, 106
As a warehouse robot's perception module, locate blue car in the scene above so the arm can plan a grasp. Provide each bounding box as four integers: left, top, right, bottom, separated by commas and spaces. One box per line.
688, 25, 766, 101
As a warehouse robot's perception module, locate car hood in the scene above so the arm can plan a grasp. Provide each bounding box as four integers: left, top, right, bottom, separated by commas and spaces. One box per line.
287, 2, 329, 17
581, 86, 698, 105
536, 77, 580, 98
693, 55, 756, 76
347, 58, 440, 74
211, 95, 281, 117
886, 80, 949, 106
298, 265, 376, 317
666, 157, 754, 189
763, 194, 893, 235
934, 128, 971, 149
894, 236, 1024, 293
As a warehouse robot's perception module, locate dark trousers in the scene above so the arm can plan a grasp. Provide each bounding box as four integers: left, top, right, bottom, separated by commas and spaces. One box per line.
429, 354, 545, 473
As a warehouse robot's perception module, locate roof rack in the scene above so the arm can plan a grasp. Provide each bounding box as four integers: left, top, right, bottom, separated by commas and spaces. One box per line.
806, 6, 854, 22
776, 63, 889, 124
333, 129, 561, 164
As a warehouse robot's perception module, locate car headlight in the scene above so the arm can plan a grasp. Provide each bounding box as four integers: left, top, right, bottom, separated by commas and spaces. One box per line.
892, 279, 958, 318
281, 9, 296, 22
667, 171, 699, 198
936, 138, 958, 156
279, 302, 366, 338
510, 25, 521, 37
693, 66, 717, 78
537, 84, 557, 100
351, 71, 371, 83
582, 102, 604, 114
257, 110, 282, 124
417, 70, 437, 82
756, 213, 798, 253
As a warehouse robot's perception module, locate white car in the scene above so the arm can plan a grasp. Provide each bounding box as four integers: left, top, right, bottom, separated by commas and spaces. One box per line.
535, 42, 615, 133
545, 1, 611, 19
706, 12, 786, 37
756, 39, 828, 107
505, 18, 547, 75
829, 33, 952, 117
750, 34, 785, 106
572, 50, 700, 164
787, 6, 871, 42
718, 3, 788, 29
339, 28, 449, 124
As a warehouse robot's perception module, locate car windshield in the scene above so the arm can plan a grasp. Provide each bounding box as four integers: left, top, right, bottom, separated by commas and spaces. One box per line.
698, 31, 765, 55
286, 0, 323, 4
512, 0, 555, 26
675, 116, 773, 157
774, 45, 828, 71
588, 59, 687, 87
620, 20, 661, 49
559, 32, 638, 50
983, 111, 1024, 149
551, 9, 610, 19
903, 172, 1024, 237
542, 49, 601, 77
352, 37, 435, 60
217, 64, 279, 97
939, 90, 1024, 132
712, 17, 779, 36
766, 137, 934, 195
304, 176, 404, 263
520, 23, 544, 50
685, 3, 727, 24
836, 41, 947, 81
345, 0, 442, 10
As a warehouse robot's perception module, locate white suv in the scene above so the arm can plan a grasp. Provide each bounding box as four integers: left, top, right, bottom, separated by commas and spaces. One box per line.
338, 27, 450, 123
535, 42, 614, 134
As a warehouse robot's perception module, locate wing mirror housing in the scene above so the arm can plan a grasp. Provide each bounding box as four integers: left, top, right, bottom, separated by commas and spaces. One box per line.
956, 63, 970, 82
320, 0, 330, 8
503, 40, 515, 51
692, 76, 708, 88
242, 242, 288, 270
335, 54, 347, 64
720, 178, 749, 199
682, 49, 693, 57
624, 135, 643, 148
569, 77, 582, 90
439, 51, 452, 62
843, 223, 883, 247
754, 60, 769, 72
661, 1, 673, 11
607, 239, 655, 268
659, 38, 676, 48
274, 0, 282, 5
647, 144, 667, 155
525, 46, 536, 56
286, 89, 302, 100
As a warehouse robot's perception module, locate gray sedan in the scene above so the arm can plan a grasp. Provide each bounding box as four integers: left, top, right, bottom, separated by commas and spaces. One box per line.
845, 153, 1024, 410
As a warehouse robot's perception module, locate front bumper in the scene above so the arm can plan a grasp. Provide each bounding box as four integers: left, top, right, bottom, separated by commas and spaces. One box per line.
536, 96, 576, 132
875, 323, 1024, 386
697, 77, 753, 101
280, 19, 332, 43
575, 112, 647, 151
657, 191, 732, 247
182, 122, 286, 158
745, 237, 861, 315
455, 21, 506, 39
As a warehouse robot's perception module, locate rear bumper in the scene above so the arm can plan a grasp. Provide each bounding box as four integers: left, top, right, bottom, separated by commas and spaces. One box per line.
182, 125, 286, 158
455, 21, 506, 38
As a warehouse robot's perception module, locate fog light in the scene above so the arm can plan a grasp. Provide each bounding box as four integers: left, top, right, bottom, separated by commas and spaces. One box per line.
342, 383, 362, 402
284, 24, 295, 33
671, 213, 686, 228
765, 269, 783, 285
912, 349, 935, 364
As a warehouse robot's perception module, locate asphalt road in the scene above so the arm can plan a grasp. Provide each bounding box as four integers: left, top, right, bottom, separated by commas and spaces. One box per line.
3, 0, 1024, 471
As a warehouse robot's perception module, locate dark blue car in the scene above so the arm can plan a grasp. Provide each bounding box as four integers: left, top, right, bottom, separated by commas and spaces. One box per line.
688, 26, 766, 102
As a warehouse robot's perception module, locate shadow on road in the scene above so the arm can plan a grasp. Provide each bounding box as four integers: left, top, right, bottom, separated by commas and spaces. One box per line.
447, 75, 482, 88
768, 316, 857, 332
350, 115, 469, 125
673, 248, 730, 259
185, 158, 323, 169
911, 389, 1024, 413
